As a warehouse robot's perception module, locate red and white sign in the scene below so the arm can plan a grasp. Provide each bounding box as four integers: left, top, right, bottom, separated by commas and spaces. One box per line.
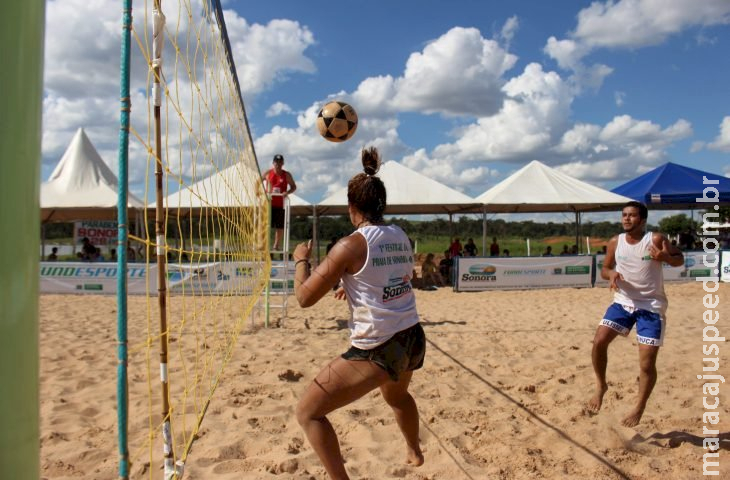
74, 220, 118, 246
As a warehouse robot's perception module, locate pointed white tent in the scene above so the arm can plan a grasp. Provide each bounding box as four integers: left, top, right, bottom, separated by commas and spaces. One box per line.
474, 160, 632, 213
152, 162, 312, 216
317, 160, 479, 215
40, 128, 144, 221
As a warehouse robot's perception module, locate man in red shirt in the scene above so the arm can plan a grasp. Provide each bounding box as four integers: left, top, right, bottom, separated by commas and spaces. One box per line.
264, 154, 297, 252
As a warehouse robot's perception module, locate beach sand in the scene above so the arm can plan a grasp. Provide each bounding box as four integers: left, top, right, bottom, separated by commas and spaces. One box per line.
40, 282, 729, 479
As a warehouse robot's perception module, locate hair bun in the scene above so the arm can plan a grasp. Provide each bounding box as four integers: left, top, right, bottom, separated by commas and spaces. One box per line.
361, 146, 381, 176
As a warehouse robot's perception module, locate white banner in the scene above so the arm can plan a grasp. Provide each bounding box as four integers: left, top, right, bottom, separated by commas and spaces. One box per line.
595, 251, 713, 285
74, 220, 118, 247
454, 256, 593, 291
720, 250, 730, 283
40, 261, 277, 295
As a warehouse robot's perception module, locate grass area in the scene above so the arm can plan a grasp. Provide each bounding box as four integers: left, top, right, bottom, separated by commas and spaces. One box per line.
411, 235, 609, 258
44, 234, 611, 261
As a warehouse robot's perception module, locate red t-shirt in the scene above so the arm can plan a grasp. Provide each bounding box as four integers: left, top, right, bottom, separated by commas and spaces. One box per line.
266, 169, 289, 208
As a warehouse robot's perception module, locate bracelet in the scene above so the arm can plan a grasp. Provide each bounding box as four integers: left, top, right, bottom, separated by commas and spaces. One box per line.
295, 259, 310, 268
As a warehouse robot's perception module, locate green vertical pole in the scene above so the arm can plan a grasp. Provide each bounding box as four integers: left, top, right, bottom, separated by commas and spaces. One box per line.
0, 1, 45, 479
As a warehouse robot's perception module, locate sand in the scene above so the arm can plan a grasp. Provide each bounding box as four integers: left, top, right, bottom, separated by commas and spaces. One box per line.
40, 282, 730, 479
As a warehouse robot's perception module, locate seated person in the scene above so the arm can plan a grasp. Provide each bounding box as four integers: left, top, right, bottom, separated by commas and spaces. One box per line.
438, 250, 452, 284
47, 247, 59, 261
502, 249, 510, 257
421, 253, 444, 288
542, 246, 554, 256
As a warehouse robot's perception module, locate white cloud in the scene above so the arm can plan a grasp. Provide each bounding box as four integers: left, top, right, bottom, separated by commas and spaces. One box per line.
392, 27, 518, 116
707, 116, 730, 152
499, 16, 520, 49
614, 91, 626, 107
266, 102, 293, 117
552, 116, 693, 181
401, 149, 496, 191
42, 1, 318, 195
224, 16, 316, 95
429, 63, 573, 164
572, 0, 730, 49
544, 0, 730, 91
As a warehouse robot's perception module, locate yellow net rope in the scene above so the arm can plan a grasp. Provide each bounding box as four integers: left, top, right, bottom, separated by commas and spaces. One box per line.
126, 1, 269, 477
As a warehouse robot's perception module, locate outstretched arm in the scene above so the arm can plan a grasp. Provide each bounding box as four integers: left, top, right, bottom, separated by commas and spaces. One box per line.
293, 234, 365, 308
650, 233, 684, 267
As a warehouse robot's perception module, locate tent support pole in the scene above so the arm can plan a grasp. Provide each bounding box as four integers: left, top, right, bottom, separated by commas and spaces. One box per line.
575, 211, 581, 253
481, 208, 487, 256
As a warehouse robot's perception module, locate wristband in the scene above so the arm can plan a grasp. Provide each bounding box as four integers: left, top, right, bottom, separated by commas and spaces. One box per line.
295, 259, 310, 267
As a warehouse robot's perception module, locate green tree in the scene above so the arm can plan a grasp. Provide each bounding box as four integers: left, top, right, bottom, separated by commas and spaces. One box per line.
657, 214, 692, 236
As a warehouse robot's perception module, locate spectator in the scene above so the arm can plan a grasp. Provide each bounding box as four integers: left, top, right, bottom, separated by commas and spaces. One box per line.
92, 248, 105, 262
47, 247, 59, 261
109, 248, 117, 262
678, 228, 694, 251
560, 244, 570, 255
449, 237, 462, 258
489, 237, 500, 257
464, 238, 478, 257
126, 241, 137, 262
502, 249, 510, 257
571, 244, 579, 255
81, 237, 96, 261
542, 246, 554, 256
439, 250, 452, 284
421, 253, 444, 289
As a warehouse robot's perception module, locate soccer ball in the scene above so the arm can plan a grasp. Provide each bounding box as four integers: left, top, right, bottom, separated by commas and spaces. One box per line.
316, 101, 358, 142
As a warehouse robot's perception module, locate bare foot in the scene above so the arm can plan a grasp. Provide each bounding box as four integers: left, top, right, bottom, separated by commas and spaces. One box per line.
587, 384, 608, 414
621, 407, 644, 427
405, 447, 424, 467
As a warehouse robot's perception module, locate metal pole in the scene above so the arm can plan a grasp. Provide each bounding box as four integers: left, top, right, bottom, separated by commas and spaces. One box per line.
116, 0, 133, 478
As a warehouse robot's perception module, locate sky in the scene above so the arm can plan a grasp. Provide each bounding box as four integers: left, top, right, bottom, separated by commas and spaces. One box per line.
41, 0, 730, 216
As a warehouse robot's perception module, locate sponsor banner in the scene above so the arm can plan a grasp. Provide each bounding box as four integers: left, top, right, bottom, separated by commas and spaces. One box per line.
74, 220, 118, 246
721, 250, 730, 283
454, 256, 593, 291
40, 261, 273, 295
594, 251, 714, 285
40, 262, 150, 294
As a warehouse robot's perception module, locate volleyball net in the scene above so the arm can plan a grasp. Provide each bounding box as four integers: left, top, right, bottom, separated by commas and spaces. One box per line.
118, 1, 269, 478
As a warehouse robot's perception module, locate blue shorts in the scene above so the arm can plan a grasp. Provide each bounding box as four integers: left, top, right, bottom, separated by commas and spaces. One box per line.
600, 303, 665, 347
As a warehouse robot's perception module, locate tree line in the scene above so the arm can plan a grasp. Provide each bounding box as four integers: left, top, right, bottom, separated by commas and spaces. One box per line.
44, 209, 724, 242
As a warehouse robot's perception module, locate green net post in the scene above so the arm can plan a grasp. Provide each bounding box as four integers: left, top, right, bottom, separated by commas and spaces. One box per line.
0, 1, 45, 478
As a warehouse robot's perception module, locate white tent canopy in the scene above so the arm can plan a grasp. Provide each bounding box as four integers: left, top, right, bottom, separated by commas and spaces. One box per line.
474, 160, 633, 213
41, 128, 144, 221
317, 160, 479, 215
152, 162, 312, 216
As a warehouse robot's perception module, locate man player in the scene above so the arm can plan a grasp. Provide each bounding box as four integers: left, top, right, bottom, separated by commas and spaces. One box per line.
588, 201, 684, 427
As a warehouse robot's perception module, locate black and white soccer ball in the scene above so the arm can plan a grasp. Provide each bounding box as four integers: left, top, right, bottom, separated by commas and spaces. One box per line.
316, 101, 358, 142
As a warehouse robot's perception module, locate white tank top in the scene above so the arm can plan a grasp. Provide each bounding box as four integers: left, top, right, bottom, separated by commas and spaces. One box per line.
341, 225, 420, 349
613, 232, 667, 314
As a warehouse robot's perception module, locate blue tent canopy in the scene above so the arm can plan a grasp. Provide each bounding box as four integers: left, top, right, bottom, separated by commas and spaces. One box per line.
611, 162, 730, 208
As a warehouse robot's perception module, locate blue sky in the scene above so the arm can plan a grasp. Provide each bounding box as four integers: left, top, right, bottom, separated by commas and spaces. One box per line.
41, 0, 730, 211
